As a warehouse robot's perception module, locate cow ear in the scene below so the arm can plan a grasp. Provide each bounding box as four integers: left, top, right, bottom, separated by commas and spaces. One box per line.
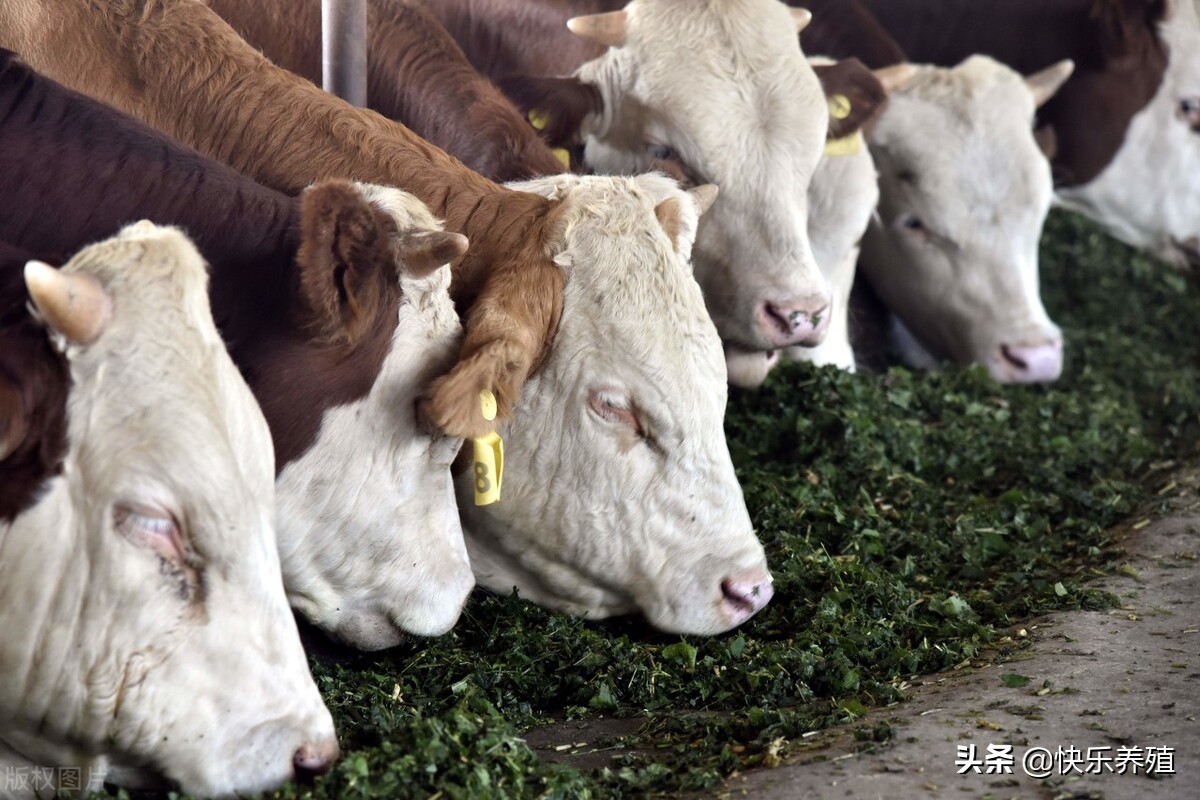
296, 180, 393, 343
814, 58, 890, 140
24, 261, 113, 346
396, 230, 469, 279
498, 76, 604, 146
0, 377, 28, 462
424, 212, 567, 439
1026, 60, 1075, 108
654, 185, 715, 256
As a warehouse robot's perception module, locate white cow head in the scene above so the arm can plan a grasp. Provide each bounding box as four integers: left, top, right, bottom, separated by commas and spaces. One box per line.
0, 223, 335, 797
513, 0, 832, 357
1056, 0, 1200, 269
861, 55, 1073, 382
728, 56, 892, 388
460, 173, 773, 636
273, 183, 473, 650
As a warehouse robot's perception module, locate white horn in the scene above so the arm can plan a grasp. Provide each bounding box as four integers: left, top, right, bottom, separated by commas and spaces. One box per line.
791, 8, 813, 32
567, 10, 628, 48
1026, 59, 1075, 108
689, 184, 719, 217
24, 260, 113, 345
872, 63, 920, 93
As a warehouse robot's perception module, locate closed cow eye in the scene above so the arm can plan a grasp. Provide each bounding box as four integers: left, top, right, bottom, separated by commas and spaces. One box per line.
114, 502, 201, 601
647, 143, 681, 162
587, 388, 656, 447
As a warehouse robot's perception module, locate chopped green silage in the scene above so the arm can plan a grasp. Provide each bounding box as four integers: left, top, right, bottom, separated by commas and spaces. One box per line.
95, 210, 1200, 799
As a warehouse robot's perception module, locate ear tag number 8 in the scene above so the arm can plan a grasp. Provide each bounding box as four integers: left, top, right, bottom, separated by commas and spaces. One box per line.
473, 389, 504, 506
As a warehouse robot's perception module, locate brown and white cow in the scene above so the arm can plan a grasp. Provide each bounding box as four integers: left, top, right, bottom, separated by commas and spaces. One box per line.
425, 0, 836, 357
1, 224, 336, 797
846, 0, 1200, 270
0, 0, 774, 633
0, 51, 473, 650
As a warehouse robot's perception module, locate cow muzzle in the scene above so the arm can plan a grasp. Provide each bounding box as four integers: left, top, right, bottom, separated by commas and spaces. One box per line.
757, 296, 831, 348
988, 337, 1063, 384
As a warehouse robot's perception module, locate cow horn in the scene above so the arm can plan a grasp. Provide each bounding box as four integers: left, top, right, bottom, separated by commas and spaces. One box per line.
567, 11, 628, 48
689, 184, 719, 217
791, 8, 812, 32
24, 261, 113, 345
872, 63, 920, 93
1026, 59, 1075, 108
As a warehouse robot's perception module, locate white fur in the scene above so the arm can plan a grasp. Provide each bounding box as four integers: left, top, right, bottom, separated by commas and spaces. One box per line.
0, 224, 334, 797
463, 173, 770, 635
860, 56, 1062, 374
786, 133, 878, 372
574, 0, 832, 350
1056, 0, 1200, 267
274, 183, 472, 650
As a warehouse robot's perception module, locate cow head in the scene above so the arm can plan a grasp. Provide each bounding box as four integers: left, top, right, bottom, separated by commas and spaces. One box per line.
266, 182, 473, 650
504, 0, 833, 360
1056, 0, 1200, 270
728, 57, 891, 386
449, 173, 772, 635
860, 56, 1072, 383
0, 223, 335, 796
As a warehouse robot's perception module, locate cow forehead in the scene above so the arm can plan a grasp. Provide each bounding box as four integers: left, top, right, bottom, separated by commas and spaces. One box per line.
592, 0, 826, 174
67, 230, 275, 510
516, 174, 728, 396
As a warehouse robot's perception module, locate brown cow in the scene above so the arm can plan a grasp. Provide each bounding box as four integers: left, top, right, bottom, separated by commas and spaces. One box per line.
0, 240, 66, 522
0, 50, 475, 648
204, 0, 564, 181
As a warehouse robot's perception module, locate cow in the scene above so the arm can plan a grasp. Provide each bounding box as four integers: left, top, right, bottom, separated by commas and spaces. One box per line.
725, 57, 889, 387
858, 56, 1073, 381
1, 223, 337, 797
828, 0, 1200, 270
0, 51, 473, 650
203, 0, 565, 181
0, 0, 775, 634
421, 0, 837, 358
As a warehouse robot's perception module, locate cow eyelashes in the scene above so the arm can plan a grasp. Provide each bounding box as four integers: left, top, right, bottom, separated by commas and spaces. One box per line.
114, 502, 202, 600
587, 389, 653, 444
648, 144, 680, 162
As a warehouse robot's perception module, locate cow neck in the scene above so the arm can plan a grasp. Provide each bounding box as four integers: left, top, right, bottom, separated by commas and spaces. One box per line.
426, 0, 608, 80
80, 0, 557, 318
0, 243, 69, 524
860, 0, 1125, 73
0, 51, 299, 344
797, 0, 906, 68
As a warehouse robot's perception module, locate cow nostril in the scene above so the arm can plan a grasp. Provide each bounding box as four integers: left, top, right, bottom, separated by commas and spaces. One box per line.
294, 743, 336, 782
1000, 344, 1029, 371
762, 302, 794, 335
720, 579, 756, 615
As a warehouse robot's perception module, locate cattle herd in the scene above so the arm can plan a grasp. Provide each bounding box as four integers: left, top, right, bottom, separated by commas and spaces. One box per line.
0, 0, 1195, 796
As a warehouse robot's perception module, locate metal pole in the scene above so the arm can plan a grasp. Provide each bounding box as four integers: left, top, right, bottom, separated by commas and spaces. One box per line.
322, 0, 367, 107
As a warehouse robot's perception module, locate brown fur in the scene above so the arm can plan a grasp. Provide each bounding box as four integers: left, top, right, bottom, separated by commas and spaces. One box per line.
421, 0, 608, 80
205, 0, 565, 182
796, 0, 1170, 187
0, 241, 68, 522
296, 182, 398, 346
498, 75, 605, 148
0, 51, 408, 467
0, 0, 568, 438
812, 58, 888, 139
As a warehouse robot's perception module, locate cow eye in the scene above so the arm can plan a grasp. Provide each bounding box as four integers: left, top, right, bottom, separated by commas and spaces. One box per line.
900, 214, 925, 231
647, 144, 681, 162
588, 387, 655, 443
1177, 97, 1200, 125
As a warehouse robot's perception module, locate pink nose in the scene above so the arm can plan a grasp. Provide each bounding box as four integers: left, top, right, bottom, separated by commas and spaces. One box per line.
719, 571, 775, 626
992, 339, 1063, 383
294, 738, 340, 780
757, 298, 831, 347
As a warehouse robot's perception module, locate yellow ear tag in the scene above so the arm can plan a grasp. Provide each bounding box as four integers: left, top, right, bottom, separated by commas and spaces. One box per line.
472, 389, 504, 506
823, 94, 861, 157
528, 110, 572, 170
824, 130, 863, 157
